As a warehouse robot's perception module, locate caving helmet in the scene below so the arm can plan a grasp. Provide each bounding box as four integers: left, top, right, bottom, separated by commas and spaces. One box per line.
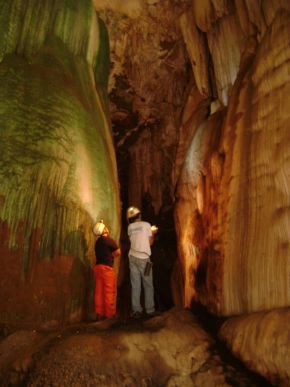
126, 206, 140, 221
93, 219, 106, 236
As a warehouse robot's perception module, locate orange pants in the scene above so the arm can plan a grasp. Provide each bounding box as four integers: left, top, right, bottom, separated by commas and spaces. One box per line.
93, 264, 116, 318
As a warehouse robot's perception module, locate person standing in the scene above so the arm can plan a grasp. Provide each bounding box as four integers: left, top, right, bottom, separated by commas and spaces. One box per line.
93, 220, 120, 320
126, 206, 158, 318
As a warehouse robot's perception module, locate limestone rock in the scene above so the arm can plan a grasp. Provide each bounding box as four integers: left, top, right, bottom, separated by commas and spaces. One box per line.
174, 2, 290, 317
0, 0, 120, 325
207, 12, 245, 106
218, 10, 290, 315
191, 0, 232, 32
175, 111, 224, 308
219, 308, 290, 386
180, 12, 210, 98
0, 309, 233, 387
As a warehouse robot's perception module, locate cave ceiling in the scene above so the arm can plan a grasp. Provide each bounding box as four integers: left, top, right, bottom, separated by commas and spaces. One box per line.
93, 0, 192, 157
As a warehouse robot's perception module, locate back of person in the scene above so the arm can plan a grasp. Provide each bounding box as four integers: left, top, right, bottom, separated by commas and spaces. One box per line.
95, 235, 117, 267
128, 220, 152, 259
126, 207, 157, 318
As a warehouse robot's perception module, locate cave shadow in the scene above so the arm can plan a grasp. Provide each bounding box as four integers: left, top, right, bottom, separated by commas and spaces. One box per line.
151, 199, 176, 312
116, 228, 132, 320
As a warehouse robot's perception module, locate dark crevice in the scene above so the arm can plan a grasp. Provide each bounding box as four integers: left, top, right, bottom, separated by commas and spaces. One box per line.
191, 302, 274, 387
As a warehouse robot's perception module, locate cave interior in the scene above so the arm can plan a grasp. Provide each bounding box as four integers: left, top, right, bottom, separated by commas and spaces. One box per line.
0, 0, 289, 386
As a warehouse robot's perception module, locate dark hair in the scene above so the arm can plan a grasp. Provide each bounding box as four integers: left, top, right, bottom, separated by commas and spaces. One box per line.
128, 213, 140, 223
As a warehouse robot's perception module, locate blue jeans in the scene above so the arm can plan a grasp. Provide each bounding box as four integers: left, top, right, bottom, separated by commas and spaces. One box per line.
129, 255, 155, 314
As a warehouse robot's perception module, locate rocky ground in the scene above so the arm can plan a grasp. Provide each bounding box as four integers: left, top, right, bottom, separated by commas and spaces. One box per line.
0, 308, 273, 387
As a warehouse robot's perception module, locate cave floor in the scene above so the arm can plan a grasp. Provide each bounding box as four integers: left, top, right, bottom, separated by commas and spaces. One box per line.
0, 308, 273, 387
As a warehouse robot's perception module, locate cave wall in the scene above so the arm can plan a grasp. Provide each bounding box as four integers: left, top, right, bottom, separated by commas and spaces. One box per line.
1, 0, 289, 330
219, 307, 290, 386
96, 0, 191, 215
0, 0, 120, 326
175, 1, 290, 315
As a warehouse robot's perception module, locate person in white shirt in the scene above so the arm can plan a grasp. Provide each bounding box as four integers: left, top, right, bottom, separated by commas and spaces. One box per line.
127, 206, 158, 318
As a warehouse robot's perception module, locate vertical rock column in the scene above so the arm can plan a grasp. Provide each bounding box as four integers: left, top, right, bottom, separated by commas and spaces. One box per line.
219, 10, 290, 314
176, 3, 290, 315
0, 0, 120, 325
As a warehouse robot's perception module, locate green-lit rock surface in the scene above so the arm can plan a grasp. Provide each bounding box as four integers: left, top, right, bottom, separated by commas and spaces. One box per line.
0, 0, 120, 326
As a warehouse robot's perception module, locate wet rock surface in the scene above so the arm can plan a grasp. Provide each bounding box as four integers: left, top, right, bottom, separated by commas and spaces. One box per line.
0, 309, 272, 386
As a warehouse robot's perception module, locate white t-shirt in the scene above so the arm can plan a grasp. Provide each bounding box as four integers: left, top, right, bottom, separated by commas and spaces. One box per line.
128, 220, 152, 259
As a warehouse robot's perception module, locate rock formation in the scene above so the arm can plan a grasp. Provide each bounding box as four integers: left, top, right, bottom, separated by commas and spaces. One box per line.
93, 0, 290, 383
175, 1, 290, 318
219, 308, 290, 386
174, 2, 290, 382
0, 309, 270, 386
0, 0, 290, 384
0, 0, 120, 325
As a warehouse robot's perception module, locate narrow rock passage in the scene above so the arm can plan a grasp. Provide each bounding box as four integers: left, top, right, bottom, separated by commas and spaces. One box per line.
0, 309, 273, 387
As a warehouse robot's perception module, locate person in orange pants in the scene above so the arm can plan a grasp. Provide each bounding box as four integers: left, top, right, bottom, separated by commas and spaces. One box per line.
93, 220, 120, 319
93, 264, 116, 318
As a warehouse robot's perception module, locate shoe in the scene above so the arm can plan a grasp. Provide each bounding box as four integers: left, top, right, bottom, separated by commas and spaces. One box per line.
132, 311, 142, 319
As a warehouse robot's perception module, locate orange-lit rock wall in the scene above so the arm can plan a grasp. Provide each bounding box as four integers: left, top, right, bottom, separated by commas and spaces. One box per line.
176, 2, 290, 316
219, 308, 290, 386
0, 0, 120, 326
